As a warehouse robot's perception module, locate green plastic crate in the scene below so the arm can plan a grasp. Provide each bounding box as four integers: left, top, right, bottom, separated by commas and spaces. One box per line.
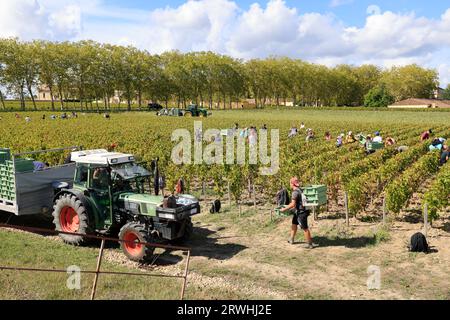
12, 159, 35, 172
0, 151, 10, 164
302, 185, 328, 206
367, 142, 384, 150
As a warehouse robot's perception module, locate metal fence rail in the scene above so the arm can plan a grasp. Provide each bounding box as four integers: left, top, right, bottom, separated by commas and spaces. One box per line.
0, 223, 191, 300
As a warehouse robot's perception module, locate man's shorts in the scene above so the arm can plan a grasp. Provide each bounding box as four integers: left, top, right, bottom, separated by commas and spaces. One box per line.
292, 210, 310, 230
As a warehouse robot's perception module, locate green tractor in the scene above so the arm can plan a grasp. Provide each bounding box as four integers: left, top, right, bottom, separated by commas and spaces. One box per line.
52, 149, 200, 262
182, 104, 209, 118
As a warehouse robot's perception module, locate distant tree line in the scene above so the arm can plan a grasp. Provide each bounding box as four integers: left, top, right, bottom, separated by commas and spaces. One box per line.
0, 38, 441, 111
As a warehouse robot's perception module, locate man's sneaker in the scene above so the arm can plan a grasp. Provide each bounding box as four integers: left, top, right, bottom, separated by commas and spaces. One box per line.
305, 243, 319, 249
288, 239, 295, 245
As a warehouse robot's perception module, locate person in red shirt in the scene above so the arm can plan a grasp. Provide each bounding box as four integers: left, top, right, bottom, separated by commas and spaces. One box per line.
420, 129, 433, 141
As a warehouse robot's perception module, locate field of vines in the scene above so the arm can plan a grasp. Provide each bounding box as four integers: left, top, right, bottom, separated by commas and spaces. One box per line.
1, 108, 449, 222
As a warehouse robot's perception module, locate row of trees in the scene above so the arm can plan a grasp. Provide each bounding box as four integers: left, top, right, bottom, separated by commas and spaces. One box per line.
0, 38, 441, 111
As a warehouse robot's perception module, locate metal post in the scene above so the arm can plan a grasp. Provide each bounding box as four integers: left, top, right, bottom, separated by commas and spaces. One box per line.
345, 192, 349, 227
180, 250, 191, 300
270, 208, 273, 222
228, 181, 231, 209
90, 239, 105, 300
424, 203, 428, 238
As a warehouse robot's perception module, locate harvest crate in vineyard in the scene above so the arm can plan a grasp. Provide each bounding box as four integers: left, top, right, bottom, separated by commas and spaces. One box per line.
302, 185, 328, 207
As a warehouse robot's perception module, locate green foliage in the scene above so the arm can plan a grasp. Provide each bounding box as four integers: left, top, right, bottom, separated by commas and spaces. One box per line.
442, 84, 450, 100
423, 162, 450, 222
0, 39, 442, 110
386, 150, 441, 213
364, 85, 394, 108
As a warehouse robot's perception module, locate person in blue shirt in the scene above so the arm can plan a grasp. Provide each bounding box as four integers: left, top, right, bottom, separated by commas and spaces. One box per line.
33, 161, 49, 171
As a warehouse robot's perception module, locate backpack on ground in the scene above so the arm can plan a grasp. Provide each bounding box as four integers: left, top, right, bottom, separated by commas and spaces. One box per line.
276, 188, 290, 206
410, 232, 429, 253
210, 199, 221, 213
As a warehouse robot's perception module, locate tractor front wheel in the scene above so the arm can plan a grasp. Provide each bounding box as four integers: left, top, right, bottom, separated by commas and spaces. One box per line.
119, 223, 155, 263
52, 194, 92, 246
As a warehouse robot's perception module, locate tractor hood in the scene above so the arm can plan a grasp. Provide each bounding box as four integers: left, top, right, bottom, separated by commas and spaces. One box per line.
117, 193, 200, 218
118, 193, 163, 216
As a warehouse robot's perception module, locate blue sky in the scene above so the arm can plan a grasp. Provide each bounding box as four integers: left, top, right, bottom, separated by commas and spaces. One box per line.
1, 0, 450, 86
104, 0, 450, 25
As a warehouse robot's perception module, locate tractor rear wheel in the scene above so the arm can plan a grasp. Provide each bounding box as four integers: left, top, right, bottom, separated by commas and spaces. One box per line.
119, 222, 155, 263
52, 194, 92, 246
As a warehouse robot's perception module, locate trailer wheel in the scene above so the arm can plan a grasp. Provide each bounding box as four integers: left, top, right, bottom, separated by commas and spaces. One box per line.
52, 194, 92, 246
119, 222, 155, 263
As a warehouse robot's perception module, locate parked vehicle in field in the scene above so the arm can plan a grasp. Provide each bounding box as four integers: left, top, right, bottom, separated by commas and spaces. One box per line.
157, 108, 183, 117
0, 147, 200, 262
156, 105, 210, 117
182, 104, 209, 117
148, 102, 163, 111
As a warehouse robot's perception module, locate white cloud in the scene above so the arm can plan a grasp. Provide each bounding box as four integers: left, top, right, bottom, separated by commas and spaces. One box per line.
0, 0, 81, 40
330, 0, 354, 8
367, 5, 381, 15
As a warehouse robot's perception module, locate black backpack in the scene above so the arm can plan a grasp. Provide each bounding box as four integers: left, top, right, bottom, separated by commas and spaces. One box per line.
276, 188, 290, 206
210, 200, 221, 214
410, 232, 429, 253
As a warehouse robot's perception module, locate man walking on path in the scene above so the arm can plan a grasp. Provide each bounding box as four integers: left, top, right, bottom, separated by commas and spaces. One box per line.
281, 177, 318, 249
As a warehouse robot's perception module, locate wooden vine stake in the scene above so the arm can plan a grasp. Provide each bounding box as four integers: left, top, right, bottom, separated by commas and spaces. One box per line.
344, 191, 349, 227
424, 203, 428, 238
252, 184, 257, 214
227, 181, 231, 209
382, 197, 386, 226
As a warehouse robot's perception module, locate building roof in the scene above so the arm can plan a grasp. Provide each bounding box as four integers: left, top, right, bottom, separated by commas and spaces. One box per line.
389, 98, 450, 108
71, 149, 135, 165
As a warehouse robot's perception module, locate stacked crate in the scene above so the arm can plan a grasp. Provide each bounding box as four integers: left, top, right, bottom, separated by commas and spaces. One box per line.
302, 185, 328, 206
0, 150, 16, 201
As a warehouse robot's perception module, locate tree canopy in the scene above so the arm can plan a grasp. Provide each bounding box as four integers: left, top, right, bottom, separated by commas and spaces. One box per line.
0, 38, 441, 110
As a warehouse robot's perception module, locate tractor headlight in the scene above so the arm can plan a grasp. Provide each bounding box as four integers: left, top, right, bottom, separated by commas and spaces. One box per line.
158, 213, 176, 220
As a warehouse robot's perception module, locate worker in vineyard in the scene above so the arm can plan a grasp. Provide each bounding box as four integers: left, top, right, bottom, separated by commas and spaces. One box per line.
345, 131, 356, 144
365, 135, 375, 154
305, 129, 315, 142
336, 134, 344, 147
280, 177, 318, 249
373, 131, 383, 143
324, 131, 332, 141
440, 145, 449, 166
288, 126, 298, 138
385, 137, 396, 146
420, 129, 433, 141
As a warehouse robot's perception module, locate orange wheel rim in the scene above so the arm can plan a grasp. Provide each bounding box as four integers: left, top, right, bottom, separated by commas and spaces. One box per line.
60, 207, 79, 233
123, 231, 142, 256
